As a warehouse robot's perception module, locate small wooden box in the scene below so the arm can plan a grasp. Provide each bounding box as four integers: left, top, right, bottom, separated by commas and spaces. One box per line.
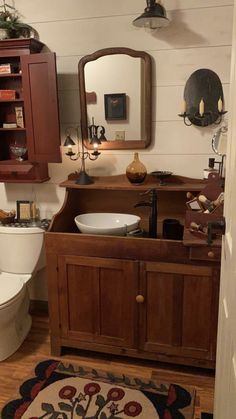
0, 90, 16, 100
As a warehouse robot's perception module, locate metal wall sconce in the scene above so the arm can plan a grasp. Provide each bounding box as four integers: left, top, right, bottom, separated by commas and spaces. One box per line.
88, 117, 107, 144
63, 125, 101, 185
133, 0, 170, 29
178, 69, 227, 127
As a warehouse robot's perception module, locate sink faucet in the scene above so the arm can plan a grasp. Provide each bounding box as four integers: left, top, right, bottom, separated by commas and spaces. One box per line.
134, 189, 158, 238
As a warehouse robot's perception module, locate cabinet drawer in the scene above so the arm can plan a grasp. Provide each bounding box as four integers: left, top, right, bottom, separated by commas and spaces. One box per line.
189, 246, 221, 262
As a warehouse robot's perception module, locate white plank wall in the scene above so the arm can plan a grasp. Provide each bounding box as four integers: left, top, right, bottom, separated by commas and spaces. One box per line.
0, 0, 233, 299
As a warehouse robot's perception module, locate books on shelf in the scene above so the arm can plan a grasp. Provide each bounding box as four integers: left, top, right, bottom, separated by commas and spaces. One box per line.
2, 123, 18, 128
0, 63, 11, 74
15, 106, 24, 128
0, 90, 16, 100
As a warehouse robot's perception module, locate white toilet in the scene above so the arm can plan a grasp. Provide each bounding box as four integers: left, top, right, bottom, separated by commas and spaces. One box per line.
0, 225, 45, 361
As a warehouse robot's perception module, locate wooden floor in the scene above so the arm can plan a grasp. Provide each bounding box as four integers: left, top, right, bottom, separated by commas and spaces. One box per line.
0, 312, 215, 418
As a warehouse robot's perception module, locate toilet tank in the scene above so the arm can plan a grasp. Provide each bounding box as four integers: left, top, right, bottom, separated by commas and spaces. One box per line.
0, 226, 45, 274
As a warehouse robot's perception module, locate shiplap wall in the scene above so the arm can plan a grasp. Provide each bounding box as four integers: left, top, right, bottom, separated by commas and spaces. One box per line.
0, 0, 233, 300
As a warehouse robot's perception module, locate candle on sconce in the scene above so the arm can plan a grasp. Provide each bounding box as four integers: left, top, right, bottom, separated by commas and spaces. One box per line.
182, 100, 187, 114
199, 98, 205, 116
218, 97, 223, 112
67, 144, 72, 153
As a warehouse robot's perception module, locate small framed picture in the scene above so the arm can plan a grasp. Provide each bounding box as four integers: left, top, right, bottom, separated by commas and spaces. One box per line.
104, 93, 127, 120
16, 200, 31, 222
186, 197, 204, 211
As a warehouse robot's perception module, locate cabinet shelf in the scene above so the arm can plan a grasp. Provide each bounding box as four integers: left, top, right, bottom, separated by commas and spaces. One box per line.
0, 98, 23, 103
0, 73, 22, 78
0, 128, 26, 131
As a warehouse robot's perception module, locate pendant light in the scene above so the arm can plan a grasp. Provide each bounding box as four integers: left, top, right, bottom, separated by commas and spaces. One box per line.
133, 0, 170, 29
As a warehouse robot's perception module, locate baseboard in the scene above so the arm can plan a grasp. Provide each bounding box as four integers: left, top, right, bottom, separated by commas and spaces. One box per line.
29, 299, 49, 315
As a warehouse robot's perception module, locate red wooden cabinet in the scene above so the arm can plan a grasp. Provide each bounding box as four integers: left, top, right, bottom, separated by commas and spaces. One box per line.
0, 39, 61, 182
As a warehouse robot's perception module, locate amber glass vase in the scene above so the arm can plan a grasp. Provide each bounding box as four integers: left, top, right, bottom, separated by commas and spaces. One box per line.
126, 152, 147, 184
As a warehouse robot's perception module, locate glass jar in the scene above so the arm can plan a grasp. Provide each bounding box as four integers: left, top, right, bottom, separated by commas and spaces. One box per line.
126, 152, 147, 184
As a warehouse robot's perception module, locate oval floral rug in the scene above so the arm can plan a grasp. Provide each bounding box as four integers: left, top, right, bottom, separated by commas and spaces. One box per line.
1, 359, 195, 419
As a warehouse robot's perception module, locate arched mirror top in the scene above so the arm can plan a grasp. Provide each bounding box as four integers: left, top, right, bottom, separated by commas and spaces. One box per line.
78, 47, 152, 150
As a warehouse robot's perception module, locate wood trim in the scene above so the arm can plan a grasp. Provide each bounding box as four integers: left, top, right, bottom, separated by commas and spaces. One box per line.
0, 38, 44, 53
144, 261, 213, 276
46, 253, 62, 356
58, 336, 215, 369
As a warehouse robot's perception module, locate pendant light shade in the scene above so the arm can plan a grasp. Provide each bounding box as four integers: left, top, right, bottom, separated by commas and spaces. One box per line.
63, 134, 75, 146
133, 0, 169, 29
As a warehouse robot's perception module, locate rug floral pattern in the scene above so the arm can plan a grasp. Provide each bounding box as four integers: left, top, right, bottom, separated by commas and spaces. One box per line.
1, 360, 195, 419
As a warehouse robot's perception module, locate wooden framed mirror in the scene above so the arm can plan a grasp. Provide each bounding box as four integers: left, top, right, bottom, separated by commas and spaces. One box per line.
78, 47, 152, 150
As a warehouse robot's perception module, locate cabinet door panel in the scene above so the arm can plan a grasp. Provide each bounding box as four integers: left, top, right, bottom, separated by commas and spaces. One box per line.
58, 255, 138, 348
66, 264, 98, 336
139, 261, 219, 361
100, 267, 131, 340
182, 274, 212, 350
21, 53, 61, 162
145, 271, 176, 346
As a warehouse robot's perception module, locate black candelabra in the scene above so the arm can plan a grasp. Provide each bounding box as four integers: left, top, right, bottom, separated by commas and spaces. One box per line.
63, 124, 103, 185
178, 109, 227, 127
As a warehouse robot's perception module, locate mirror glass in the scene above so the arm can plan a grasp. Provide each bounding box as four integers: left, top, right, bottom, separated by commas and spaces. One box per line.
78, 48, 152, 150
212, 125, 227, 156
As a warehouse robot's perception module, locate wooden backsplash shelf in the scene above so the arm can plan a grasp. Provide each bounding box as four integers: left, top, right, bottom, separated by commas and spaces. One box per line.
60, 174, 207, 192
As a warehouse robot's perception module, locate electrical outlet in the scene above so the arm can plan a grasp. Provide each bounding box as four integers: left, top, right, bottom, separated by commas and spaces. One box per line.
115, 131, 125, 141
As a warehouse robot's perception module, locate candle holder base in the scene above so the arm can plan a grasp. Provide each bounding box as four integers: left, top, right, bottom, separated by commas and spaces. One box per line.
75, 170, 94, 185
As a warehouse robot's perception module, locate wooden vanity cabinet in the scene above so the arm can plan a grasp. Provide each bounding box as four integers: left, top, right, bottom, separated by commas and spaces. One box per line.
0, 39, 61, 182
45, 175, 221, 369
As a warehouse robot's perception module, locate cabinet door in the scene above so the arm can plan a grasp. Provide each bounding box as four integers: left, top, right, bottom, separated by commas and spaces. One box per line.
58, 255, 138, 348
21, 53, 61, 162
139, 261, 219, 362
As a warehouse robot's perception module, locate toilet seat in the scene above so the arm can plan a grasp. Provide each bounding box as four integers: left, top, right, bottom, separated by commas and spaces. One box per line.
0, 272, 30, 307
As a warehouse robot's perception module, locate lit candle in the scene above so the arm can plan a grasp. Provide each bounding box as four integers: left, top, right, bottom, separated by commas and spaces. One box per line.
182, 100, 187, 114
218, 97, 223, 112
199, 98, 205, 116
67, 144, 72, 153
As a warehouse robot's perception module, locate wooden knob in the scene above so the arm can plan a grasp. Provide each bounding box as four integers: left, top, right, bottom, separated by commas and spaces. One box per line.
136, 295, 144, 304
208, 251, 215, 258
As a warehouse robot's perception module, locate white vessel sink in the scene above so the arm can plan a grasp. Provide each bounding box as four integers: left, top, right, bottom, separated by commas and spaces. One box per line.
74, 213, 141, 236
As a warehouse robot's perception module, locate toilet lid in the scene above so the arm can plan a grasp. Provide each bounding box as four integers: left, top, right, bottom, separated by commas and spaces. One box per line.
0, 273, 24, 305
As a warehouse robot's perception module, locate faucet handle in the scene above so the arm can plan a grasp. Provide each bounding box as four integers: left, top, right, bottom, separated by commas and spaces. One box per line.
140, 188, 157, 197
